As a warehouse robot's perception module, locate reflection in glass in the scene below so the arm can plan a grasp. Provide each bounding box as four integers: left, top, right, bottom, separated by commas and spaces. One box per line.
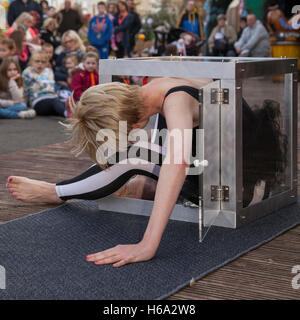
242, 76, 289, 207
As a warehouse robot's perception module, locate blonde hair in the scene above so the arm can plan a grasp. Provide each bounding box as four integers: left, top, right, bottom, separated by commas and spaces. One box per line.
29, 50, 48, 65
61, 30, 86, 53
65, 82, 145, 168
14, 12, 33, 27
42, 17, 56, 30
42, 42, 54, 50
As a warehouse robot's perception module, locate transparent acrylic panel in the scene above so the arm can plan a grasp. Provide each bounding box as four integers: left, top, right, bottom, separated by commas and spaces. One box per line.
197, 80, 222, 241
241, 74, 292, 207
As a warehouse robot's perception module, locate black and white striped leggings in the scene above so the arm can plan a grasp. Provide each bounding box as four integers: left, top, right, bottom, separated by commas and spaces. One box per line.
55, 141, 199, 204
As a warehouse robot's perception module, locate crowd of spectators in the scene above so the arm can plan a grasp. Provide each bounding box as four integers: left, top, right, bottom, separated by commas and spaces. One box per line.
0, 0, 298, 120
0, 0, 143, 120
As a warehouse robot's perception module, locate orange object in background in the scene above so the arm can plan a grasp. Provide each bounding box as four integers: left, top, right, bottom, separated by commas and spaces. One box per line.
270, 33, 300, 81
270, 33, 300, 70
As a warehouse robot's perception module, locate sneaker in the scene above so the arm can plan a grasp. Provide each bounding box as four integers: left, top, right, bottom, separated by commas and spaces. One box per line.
18, 109, 36, 119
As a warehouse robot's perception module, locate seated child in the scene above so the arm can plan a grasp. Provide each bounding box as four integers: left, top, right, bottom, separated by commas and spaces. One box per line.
0, 57, 36, 119
55, 53, 80, 88
9, 30, 31, 71
70, 51, 99, 102
0, 38, 16, 65
42, 42, 55, 70
77, 45, 99, 70
54, 53, 81, 104
22, 50, 67, 117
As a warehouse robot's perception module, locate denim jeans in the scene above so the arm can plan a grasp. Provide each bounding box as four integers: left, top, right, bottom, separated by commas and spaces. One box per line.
0, 102, 27, 119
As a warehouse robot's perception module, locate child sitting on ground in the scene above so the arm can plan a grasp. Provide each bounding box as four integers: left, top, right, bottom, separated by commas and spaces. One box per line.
55, 53, 80, 88
70, 51, 99, 102
0, 38, 16, 65
77, 45, 99, 70
42, 42, 55, 70
0, 57, 36, 119
9, 30, 31, 71
54, 54, 80, 104
22, 50, 67, 117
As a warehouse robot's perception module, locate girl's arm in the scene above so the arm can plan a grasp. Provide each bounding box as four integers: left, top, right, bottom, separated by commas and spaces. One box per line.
8, 79, 24, 101
22, 70, 31, 101
141, 95, 194, 250
86, 94, 194, 267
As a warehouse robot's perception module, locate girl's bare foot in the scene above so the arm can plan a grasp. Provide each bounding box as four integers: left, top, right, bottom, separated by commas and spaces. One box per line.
6, 176, 64, 204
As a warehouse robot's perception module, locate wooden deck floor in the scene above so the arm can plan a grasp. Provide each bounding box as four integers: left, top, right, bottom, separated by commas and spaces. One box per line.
0, 142, 299, 300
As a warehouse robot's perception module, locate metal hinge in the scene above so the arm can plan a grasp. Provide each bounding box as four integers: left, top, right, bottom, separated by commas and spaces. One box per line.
211, 185, 229, 201
211, 88, 229, 104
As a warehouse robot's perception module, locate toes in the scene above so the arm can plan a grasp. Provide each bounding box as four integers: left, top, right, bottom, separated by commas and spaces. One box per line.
9, 188, 18, 194
7, 176, 17, 184
6, 183, 16, 190
12, 192, 22, 201
7, 177, 13, 184
7, 176, 25, 185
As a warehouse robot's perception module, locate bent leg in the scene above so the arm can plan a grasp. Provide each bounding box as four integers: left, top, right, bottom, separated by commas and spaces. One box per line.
34, 98, 65, 117
9, 102, 27, 113
52, 98, 66, 117
0, 103, 26, 119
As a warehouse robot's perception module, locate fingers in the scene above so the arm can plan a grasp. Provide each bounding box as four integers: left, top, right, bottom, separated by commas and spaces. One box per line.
94, 255, 121, 265
95, 255, 134, 268
86, 246, 136, 268
113, 259, 130, 268
86, 247, 118, 262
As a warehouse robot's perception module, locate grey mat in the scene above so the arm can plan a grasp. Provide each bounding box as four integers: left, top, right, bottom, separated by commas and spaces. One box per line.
0, 199, 299, 300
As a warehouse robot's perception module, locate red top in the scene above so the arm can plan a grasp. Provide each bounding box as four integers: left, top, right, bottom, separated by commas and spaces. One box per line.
70, 69, 99, 101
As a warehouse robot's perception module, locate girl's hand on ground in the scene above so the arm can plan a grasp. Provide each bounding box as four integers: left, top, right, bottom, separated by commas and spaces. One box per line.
86, 241, 157, 268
